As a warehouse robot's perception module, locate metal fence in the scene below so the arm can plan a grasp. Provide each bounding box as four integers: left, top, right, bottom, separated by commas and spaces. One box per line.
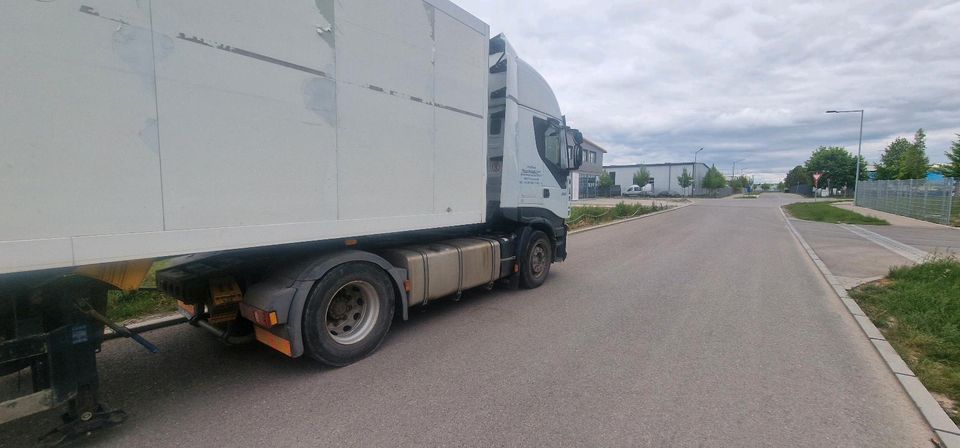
855, 178, 958, 226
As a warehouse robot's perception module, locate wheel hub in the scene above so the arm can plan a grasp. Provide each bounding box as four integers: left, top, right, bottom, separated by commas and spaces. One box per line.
324, 281, 380, 345
531, 244, 547, 276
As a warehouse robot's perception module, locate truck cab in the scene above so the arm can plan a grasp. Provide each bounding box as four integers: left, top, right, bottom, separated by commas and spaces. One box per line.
486, 35, 582, 261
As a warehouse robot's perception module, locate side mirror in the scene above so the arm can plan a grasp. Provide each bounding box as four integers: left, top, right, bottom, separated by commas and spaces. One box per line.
567, 128, 583, 171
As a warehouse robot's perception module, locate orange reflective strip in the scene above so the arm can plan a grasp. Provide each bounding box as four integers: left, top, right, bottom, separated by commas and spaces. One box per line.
177, 300, 196, 317
254, 327, 292, 357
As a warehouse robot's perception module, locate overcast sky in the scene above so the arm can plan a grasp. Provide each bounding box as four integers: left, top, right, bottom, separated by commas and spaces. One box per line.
454, 0, 960, 182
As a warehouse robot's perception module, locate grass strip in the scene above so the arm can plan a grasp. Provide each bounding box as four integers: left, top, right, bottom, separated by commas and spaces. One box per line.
850, 258, 960, 422
783, 201, 888, 225
568, 202, 667, 230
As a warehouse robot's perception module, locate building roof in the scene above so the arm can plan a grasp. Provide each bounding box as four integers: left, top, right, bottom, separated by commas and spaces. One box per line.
581, 138, 608, 153
603, 162, 708, 169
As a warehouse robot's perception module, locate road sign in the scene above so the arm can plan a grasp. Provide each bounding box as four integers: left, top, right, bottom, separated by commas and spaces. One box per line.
813, 172, 824, 188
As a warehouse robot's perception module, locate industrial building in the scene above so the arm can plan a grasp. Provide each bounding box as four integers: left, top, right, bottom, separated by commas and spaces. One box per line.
570, 139, 607, 200
603, 162, 710, 196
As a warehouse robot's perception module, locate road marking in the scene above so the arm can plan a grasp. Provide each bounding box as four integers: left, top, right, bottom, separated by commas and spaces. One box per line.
779, 207, 960, 446
839, 224, 929, 263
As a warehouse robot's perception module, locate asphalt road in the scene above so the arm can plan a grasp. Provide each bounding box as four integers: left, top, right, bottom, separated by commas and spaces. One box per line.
0, 194, 935, 447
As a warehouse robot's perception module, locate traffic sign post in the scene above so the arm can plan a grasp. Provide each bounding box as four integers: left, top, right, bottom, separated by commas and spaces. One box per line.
812, 172, 824, 200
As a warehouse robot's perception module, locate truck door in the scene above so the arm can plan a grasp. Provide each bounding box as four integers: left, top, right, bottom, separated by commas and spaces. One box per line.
527, 115, 568, 218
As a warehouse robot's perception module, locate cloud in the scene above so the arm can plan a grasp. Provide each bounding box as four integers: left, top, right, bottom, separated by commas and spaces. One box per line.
454, 0, 960, 182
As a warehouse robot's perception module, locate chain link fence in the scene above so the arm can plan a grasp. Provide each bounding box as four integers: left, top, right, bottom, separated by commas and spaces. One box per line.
855, 178, 958, 226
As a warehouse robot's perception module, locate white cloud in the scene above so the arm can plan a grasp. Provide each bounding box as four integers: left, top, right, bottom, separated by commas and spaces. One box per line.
454, 0, 960, 181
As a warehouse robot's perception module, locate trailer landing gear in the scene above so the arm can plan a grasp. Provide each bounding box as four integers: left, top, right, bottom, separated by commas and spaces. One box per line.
1, 278, 163, 446
38, 399, 127, 448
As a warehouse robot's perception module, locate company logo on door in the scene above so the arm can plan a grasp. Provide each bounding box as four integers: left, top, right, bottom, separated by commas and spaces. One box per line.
520, 166, 542, 185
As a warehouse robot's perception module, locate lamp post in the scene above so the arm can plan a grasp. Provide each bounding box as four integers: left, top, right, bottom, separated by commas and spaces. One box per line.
731, 159, 743, 191
692, 147, 704, 196
826, 109, 864, 203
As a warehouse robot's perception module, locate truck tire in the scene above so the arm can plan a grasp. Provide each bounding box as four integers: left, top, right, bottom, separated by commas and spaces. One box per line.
302, 262, 395, 366
519, 230, 552, 289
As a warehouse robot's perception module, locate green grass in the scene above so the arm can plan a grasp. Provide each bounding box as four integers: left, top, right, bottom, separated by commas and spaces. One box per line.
783, 201, 889, 225
850, 258, 960, 421
568, 202, 666, 229
106, 289, 177, 323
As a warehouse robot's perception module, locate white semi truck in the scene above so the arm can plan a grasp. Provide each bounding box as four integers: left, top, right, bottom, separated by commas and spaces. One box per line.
0, 0, 582, 444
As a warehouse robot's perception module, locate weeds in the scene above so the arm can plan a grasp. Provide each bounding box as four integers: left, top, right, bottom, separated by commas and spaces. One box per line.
851, 258, 960, 421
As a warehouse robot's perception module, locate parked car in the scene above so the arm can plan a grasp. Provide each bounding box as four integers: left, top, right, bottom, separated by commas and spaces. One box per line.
623, 184, 651, 197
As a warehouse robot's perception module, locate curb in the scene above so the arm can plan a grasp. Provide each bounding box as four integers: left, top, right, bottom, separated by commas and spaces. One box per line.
780, 207, 960, 447
569, 202, 693, 235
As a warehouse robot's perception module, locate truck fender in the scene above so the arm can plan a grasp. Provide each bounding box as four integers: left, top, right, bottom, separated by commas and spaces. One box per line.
515, 220, 566, 264
244, 250, 408, 358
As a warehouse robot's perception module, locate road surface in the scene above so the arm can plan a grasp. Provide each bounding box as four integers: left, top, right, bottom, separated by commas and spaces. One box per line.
0, 193, 934, 447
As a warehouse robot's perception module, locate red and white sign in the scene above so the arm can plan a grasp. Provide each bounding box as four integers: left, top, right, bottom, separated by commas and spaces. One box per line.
812, 172, 824, 188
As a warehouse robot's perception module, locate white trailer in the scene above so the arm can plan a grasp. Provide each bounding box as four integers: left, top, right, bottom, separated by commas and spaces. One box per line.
0, 0, 583, 443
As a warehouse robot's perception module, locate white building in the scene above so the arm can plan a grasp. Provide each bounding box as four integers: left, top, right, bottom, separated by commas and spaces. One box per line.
570, 138, 606, 200
603, 162, 710, 196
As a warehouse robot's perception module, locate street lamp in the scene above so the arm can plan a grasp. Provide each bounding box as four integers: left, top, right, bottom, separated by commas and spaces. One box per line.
732, 159, 743, 179
826, 109, 864, 203
692, 147, 704, 196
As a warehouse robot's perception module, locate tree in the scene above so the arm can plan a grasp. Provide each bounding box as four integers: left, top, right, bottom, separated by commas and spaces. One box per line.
876, 137, 913, 180
632, 165, 651, 186
729, 175, 751, 193
784, 165, 811, 188
701, 164, 727, 196
599, 170, 614, 188
938, 134, 960, 178
897, 128, 930, 179
804, 146, 866, 189
761, 184, 771, 191
676, 168, 693, 195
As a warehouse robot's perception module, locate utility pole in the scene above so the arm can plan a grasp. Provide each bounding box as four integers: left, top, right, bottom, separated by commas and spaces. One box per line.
732, 159, 743, 191
692, 147, 704, 197
826, 109, 865, 204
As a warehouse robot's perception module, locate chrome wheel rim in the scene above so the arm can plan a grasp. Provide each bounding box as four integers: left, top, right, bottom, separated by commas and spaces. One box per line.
325, 281, 380, 345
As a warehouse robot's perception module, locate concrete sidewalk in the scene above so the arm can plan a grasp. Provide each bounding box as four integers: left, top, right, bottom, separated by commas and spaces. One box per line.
788, 205, 960, 289
833, 202, 956, 229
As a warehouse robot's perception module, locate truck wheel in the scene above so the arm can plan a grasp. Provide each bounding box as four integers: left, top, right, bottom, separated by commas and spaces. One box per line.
520, 230, 552, 289
302, 262, 395, 366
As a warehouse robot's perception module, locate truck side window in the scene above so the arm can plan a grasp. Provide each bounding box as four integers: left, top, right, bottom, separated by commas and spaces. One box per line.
533, 117, 561, 166
533, 117, 566, 188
